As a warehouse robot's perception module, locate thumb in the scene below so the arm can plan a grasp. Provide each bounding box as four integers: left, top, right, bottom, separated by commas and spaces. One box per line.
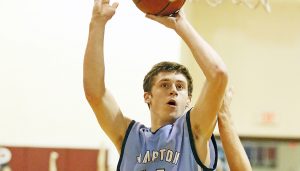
111, 2, 119, 9
145, 14, 155, 20
145, 14, 165, 24
94, 0, 101, 5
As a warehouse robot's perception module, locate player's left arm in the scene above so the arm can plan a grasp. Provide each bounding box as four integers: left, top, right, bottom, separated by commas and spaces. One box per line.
181, 21, 228, 166
172, 11, 228, 165
146, 11, 228, 166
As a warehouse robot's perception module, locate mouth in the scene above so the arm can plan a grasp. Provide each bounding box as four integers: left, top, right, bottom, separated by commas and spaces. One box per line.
167, 99, 177, 107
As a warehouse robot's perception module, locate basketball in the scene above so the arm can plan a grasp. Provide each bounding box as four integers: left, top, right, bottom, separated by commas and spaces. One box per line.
133, 0, 186, 16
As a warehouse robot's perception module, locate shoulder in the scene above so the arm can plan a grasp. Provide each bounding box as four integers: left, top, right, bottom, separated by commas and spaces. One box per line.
120, 120, 147, 146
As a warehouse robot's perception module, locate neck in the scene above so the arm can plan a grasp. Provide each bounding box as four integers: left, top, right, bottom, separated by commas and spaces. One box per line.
150, 112, 177, 132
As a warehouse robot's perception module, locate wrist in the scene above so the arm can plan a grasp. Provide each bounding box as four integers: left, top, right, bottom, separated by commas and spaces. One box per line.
174, 18, 188, 35
90, 16, 108, 27
218, 113, 234, 127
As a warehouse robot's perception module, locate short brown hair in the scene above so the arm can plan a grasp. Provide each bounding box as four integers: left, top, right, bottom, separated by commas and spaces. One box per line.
143, 61, 193, 97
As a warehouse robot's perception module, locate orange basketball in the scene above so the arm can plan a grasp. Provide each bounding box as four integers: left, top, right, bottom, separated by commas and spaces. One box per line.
133, 0, 186, 16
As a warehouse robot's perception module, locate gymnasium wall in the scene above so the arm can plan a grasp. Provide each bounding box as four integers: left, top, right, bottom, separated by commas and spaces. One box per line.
1, 0, 300, 170
181, 1, 300, 138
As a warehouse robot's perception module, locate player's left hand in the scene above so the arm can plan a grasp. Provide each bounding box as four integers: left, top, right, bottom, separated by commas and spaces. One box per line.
145, 10, 185, 30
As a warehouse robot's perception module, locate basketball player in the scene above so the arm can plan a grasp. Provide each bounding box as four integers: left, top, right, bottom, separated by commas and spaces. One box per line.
83, 0, 228, 170
217, 88, 252, 171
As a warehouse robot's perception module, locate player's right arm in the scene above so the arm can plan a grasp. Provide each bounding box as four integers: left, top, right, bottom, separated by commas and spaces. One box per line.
83, 0, 131, 153
218, 88, 252, 171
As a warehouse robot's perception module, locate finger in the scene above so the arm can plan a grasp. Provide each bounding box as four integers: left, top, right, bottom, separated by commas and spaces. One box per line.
94, 0, 101, 4
145, 14, 155, 19
145, 14, 164, 23
227, 86, 234, 98
111, 2, 119, 9
225, 87, 233, 105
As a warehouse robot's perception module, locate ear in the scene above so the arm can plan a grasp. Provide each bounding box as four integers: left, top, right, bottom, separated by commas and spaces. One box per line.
144, 92, 152, 104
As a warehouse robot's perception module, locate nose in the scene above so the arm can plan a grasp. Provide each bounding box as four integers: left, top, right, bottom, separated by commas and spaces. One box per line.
169, 84, 178, 96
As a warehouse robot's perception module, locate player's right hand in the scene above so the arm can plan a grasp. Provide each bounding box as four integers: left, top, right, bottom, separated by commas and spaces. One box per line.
92, 0, 119, 23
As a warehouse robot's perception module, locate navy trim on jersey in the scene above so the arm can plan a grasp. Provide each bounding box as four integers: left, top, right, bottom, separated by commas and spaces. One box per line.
150, 124, 171, 134
117, 120, 136, 171
186, 110, 218, 171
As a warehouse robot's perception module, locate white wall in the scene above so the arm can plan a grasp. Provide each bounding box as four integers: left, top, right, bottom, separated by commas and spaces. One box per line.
0, 0, 180, 168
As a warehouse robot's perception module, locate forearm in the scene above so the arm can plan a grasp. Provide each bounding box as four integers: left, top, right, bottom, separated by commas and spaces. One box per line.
83, 21, 107, 99
180, 18, 228, 139
218, 114, 252, 171
175, 19, 227, 80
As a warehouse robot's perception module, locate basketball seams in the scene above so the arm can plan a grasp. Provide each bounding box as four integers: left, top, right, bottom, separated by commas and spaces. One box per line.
159, 0, 186, 16
156, 1, 172, 16
133, 0, 185, 16
135, 0, 170, 14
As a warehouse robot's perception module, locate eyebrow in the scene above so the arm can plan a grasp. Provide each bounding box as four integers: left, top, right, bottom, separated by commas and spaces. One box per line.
158, 78, 171, 82
158, 79, 186, 84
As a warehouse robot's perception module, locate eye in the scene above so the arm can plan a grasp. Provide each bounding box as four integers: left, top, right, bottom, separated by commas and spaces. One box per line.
161, 83, 170, 88
176, 84, 184, 90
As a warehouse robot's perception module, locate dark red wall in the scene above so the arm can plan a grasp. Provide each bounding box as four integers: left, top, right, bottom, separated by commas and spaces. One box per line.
4, 146, 99, 171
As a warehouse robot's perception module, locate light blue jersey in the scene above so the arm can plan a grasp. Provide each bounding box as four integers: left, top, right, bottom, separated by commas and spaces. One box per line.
117, 110, 218, 171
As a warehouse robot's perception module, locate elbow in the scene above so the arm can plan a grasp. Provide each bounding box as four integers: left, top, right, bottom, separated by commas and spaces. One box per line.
83, 81, 105, 105
217, 68, 228, 80
84, 91, 99, 104
213, 66, 229, 85
84, 90, 106, 107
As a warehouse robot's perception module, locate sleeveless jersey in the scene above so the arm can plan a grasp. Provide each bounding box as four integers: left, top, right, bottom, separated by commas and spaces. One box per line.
117, 110, 218, 171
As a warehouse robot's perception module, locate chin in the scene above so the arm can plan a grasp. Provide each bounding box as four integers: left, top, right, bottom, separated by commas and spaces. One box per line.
170, 109, 184, 118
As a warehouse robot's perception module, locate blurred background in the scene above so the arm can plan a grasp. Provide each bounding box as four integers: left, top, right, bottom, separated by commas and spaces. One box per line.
0, 0, 299, 170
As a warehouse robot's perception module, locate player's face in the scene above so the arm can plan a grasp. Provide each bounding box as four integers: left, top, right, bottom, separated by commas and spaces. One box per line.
144, 71, 191, 118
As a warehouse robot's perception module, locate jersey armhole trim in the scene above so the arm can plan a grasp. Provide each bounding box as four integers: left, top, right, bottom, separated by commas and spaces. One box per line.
116, 120, 136, 171
186, 111, 218, 171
